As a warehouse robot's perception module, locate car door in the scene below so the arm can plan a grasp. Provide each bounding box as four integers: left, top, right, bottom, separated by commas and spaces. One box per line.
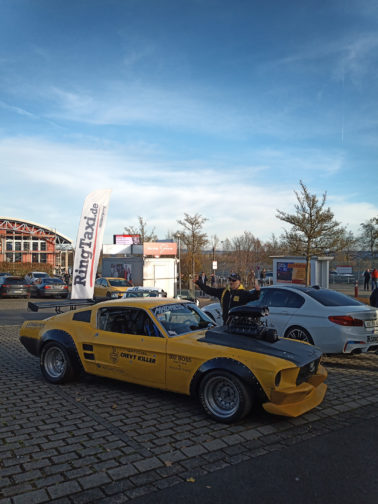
87, 306, 167, 387
93, 278, 106, 298
249, 288, 304, 336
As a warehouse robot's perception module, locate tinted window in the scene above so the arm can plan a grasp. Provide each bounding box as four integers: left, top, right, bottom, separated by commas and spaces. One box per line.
3, 277, 25, 285
97, 307, 162, 337
305, 289, 363, 307
44, 278, 63, 285
248, 288, 304, 308
73, 310, 92, 322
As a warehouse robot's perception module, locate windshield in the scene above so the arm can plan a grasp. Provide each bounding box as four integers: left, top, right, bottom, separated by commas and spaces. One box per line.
151, 303, 214, 336
109, 279, 131, 287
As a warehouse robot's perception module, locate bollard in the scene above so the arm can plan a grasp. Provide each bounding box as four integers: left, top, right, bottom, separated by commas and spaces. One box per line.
354, 281, 359, 298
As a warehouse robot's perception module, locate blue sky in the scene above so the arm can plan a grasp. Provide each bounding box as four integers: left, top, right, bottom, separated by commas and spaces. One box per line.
1, 0, 377, 245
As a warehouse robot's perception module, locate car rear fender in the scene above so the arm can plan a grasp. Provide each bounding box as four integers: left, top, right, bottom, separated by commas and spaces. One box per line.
189, 357, 262, 398
40, 329, 84, 375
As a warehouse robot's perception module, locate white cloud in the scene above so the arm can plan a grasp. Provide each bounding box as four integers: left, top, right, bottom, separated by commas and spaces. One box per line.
1, 136, 376, 245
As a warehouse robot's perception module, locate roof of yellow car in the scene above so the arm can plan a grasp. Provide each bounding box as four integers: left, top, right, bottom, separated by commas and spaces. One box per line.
96, 297, 189, 309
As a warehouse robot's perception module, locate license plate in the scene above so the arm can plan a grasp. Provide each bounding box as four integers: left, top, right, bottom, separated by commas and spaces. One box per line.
364, 320, 378, 328
367, 334, 378, 342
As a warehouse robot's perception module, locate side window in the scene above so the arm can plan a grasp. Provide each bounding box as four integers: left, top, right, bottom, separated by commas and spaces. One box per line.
285, 291, 304, 308
269, 290, 290, 307
248, 289, 272, 307
97, 308, 162, 337
268, 289, 304, 308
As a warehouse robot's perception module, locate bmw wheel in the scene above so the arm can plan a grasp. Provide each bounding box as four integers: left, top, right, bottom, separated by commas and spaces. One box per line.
285, 326, 314, 344
40, 342, 75, 384
199, 370, 253, 423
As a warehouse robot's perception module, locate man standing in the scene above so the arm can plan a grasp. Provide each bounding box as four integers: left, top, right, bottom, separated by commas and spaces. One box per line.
195, 272, 261, 324
199, 272, 208, 296
363, 269, 371, 290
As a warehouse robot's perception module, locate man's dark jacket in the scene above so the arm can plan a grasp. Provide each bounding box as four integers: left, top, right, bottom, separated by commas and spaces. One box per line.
196, 280, 260, 324
370, 288, 378, 308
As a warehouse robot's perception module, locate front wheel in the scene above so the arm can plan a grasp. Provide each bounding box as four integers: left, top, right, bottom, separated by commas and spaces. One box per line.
199, 370, 253, 423
285, 326, 314, 344
40, 342, 76, 384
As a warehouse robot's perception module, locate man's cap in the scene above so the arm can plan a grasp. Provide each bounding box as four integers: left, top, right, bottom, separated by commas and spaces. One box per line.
228, 273, 241, 281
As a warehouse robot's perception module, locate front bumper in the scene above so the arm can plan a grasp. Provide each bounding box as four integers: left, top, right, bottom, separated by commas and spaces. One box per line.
262, 365, 328, 417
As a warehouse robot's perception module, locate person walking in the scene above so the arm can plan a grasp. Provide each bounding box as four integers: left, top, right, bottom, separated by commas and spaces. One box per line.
195, 272, 260, 324
371, 268, 378, 290
363, 269, 371, 290
260, 268, 266, 286
198, 272, 208, 296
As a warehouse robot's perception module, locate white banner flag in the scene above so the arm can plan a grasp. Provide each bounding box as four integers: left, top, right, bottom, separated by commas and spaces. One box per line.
71, 189, 112, 299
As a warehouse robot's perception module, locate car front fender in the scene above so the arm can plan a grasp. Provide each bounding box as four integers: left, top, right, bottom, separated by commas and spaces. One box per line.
189, 357, 261, 398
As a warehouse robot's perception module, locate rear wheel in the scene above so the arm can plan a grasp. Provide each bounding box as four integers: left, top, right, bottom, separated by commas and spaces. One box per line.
199, 370, 253, 423
285, 326, 314, 344
40, 342, 76, 384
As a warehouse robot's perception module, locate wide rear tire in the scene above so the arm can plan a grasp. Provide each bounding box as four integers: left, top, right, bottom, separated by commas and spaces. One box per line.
40, 342, 76, 384
199, 370, 253, 423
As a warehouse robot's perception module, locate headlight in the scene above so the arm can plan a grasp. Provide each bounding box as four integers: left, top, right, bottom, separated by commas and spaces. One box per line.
111, 292, 119, 298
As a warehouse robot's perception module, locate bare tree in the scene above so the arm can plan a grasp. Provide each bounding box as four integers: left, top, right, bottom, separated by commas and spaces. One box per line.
276, 181, 349, 285
174, 213, 208, 284
359, 217, 378, 259
124, 216, 157, 244
229, 232, 264, 286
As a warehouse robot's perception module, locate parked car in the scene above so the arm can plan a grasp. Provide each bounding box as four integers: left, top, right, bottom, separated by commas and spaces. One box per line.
20, 299, 327, 423
123, 286, 167, 298
25, 271, 50, 284
31, 277, 69, 298
247, 285, 378, 354
94, 277, 133, 299
201, 302, 223, 325
175, 289, 200, 306
0, 276, 31, 298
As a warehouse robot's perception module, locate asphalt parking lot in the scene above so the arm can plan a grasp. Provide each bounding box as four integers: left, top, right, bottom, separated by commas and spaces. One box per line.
0, 298, 378, 503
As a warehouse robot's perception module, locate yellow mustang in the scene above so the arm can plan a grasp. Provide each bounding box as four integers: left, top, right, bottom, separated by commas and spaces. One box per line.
20, 298, 327, 423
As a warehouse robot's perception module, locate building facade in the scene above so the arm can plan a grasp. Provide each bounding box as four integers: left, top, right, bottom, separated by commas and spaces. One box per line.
0, 217, 73, 273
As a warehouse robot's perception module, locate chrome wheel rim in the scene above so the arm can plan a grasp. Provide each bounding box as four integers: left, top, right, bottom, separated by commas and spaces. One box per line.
44, 347, 67, 379
203, 376, 240, 419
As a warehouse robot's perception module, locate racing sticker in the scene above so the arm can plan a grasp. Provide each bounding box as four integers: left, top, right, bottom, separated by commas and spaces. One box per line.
152, 304, 188, 315
109, 347, 157, 364
168, 353, 192, 373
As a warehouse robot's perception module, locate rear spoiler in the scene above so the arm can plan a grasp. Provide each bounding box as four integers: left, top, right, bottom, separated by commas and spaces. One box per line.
28, 299, 97, 313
